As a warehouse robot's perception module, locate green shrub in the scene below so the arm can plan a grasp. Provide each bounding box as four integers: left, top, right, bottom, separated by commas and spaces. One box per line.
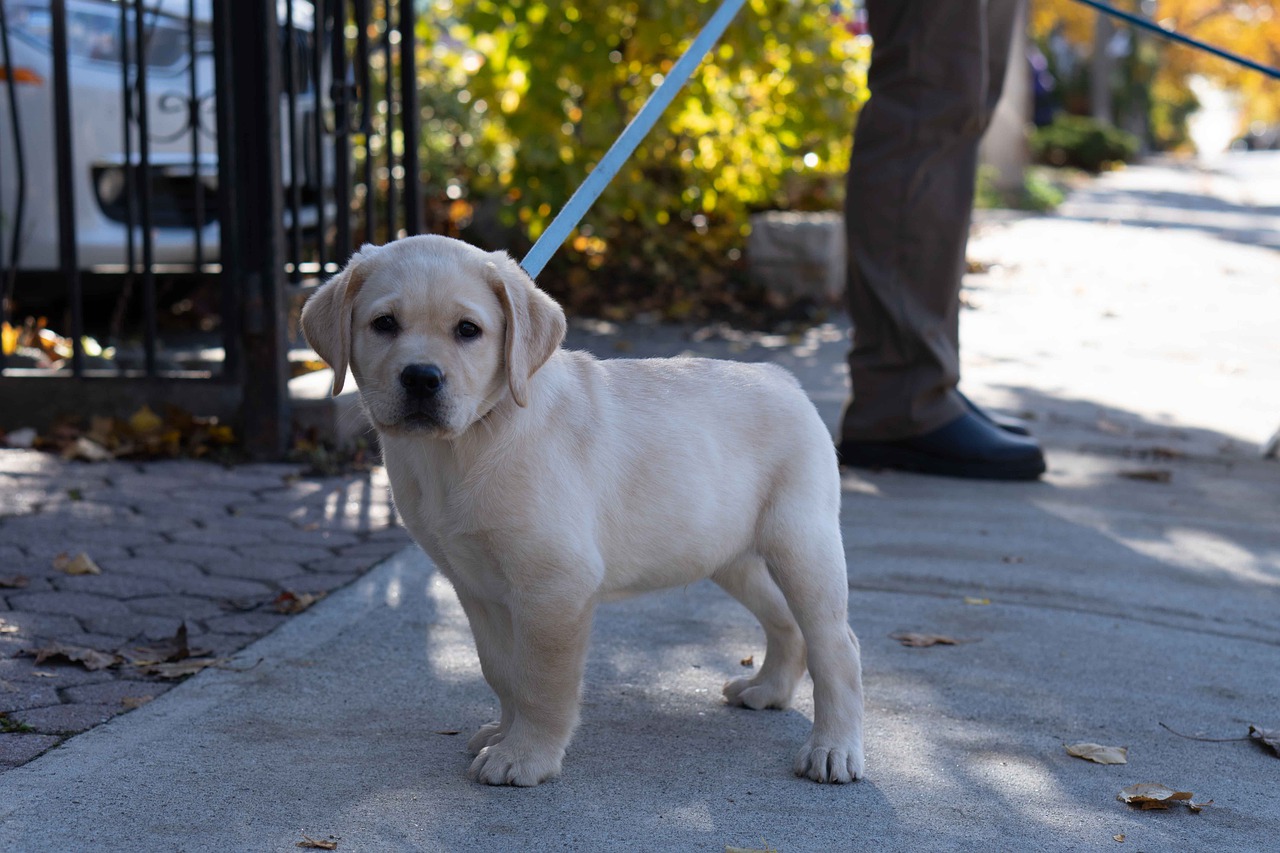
1030, 114, 1139, 173
974, 165, 1067, 213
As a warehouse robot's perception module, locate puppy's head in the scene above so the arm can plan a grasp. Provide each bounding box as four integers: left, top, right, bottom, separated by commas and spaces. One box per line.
300, 235, 566, 438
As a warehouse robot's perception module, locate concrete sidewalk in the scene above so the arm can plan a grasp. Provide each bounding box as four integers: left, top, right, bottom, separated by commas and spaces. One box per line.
1, 155, 1278, 851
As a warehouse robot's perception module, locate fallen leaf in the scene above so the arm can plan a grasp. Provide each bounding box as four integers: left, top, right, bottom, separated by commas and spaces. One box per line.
890, 632, 971, 648
1249, 725, 1280, 757
0, 575, 29, 589
0, 620, 17, 634
53, 551, 102, 575
140, 657, 231, 679
32, 671, 56, 678
60, 436, 114, 462
297, 836, 338, 850
274, 590, 326, 615
963, 596, 991, 606
1117, 782, 1200, 811
1118, 469, 1172, 484
125, 622, 209, 666
122, 695, 154, 710
128, 405, 164, 436
0, 320, 18, 356
1066, 743, 1128, 765
1114, 835, 1125, 843
740, 655, 754, 667
25, 644, 120, 671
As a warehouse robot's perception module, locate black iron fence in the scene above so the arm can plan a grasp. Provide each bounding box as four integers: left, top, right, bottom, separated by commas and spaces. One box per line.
0, 0, 423, 456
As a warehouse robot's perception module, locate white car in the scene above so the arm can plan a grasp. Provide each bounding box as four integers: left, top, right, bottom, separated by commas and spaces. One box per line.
0, 0, 325, 273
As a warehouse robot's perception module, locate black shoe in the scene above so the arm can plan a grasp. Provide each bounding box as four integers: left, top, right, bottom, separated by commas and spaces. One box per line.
959, 391, 1031, 437
838, 412, 1046, 481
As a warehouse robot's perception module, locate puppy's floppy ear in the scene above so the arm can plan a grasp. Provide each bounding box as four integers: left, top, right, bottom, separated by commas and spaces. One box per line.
300, 244, 380, 396
486, 252, 567, 408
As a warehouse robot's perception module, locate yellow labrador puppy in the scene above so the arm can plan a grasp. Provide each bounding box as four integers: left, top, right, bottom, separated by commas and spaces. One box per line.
302, 235, 864, 786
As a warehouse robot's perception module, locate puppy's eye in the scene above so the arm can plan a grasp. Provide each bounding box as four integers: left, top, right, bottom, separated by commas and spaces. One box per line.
371, 315, 398, 334
457, 320, 481, 340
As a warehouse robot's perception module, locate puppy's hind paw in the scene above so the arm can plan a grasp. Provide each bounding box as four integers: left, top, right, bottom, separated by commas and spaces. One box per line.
722, 675, 794, 711
467, 721, 505, 754
793, 739, 864, 784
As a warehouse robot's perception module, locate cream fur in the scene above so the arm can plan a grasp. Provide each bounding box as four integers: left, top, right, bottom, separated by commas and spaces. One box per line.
301, 234, 865, 786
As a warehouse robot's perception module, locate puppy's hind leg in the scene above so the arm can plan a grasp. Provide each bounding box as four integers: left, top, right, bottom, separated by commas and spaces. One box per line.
713, 556, 807, 711
760, 510, 865, 783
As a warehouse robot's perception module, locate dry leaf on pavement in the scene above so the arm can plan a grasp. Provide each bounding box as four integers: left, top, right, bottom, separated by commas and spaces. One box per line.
26, 644, 120, 671
125, 622, 209, 666
128, 405, 164, 436
60, 436, 114, 462
1066, 743, 1128, 764
963, 596, 991, 605
297, 835, 338, 850
121, 695, 154, 710
1117, 782, 1210, 811
1249, 725, 1280, 757
141, 657, 231, 679
740, 655, 754, 667
274, 590, 326, 615
1118, 469, 1172, 484
53, 551, 102, 575
0, 575, 29, 589
890, 632, 973, 648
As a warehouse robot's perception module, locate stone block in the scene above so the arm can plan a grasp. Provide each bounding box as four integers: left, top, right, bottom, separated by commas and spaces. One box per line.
13, 703, 118, 735
203, 612, 289, 636
62, 680, 171, 707
747, 211, 846, 305
5, 592, 130, 620
126, 596, 225, 620
0, 733, 61, 767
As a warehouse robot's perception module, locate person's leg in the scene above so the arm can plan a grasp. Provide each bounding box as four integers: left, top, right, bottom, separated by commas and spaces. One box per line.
841, 0, 1020, 442
838, 0, 1042, 480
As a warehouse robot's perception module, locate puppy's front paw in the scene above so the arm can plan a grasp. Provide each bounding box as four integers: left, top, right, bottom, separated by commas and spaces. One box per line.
467, 720, 505, 754
467, 739, 564, 787
793, 737, 864, 783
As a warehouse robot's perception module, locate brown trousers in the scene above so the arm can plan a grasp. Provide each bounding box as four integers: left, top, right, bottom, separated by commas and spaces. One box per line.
841, 0, 1022, 441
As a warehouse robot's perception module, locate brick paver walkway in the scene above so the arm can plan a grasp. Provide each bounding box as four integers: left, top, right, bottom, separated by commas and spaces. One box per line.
0, 450, 410, 771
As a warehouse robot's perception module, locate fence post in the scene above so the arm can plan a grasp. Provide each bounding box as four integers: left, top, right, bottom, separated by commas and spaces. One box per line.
216, 0, 290, 459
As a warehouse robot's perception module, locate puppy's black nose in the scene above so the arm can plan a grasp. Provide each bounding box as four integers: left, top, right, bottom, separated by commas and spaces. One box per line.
400, 363, 445, 397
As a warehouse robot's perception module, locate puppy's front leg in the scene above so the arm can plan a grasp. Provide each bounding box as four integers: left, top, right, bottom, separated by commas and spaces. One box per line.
467, 594, 595, 787
453, 593, 517, 754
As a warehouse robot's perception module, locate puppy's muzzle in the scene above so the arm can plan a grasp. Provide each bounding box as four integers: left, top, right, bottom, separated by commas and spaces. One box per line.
401, 363, 446, 398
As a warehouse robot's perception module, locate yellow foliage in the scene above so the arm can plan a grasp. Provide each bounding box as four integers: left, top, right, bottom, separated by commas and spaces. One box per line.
1031, 0, 1280, 126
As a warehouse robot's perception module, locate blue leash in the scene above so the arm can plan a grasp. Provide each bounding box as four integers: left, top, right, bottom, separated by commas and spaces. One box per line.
520, 0, 1277, 280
